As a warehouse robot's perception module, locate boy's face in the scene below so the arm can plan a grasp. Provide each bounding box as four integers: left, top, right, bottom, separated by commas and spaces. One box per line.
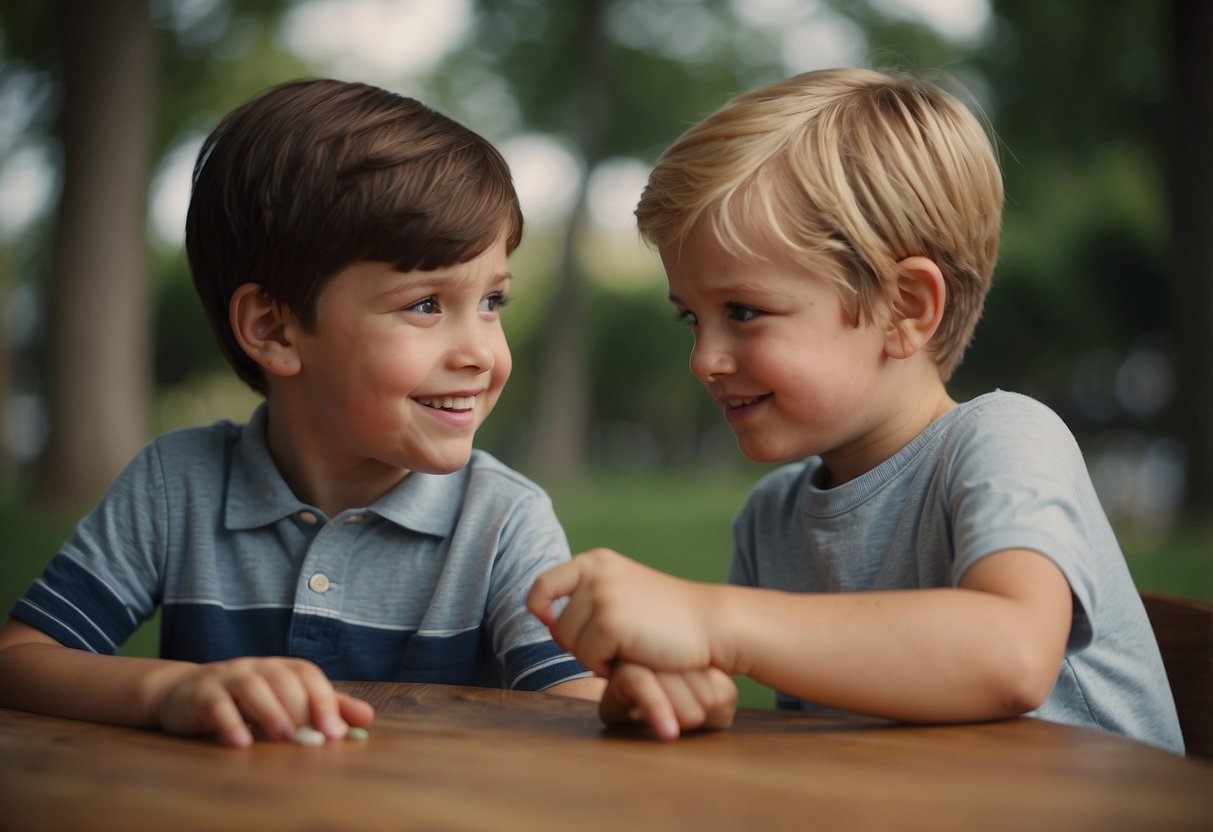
662, 226, 896, 475
285, 237, 512, 478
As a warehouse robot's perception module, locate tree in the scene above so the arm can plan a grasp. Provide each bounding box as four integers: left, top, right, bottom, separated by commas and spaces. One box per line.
521, 0, 608, 482
1165, 0, 1213, 521
33, 0, 154, 510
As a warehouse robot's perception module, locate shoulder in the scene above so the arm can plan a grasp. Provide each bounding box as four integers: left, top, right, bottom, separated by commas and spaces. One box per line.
109, 418, 244, 491
149, 418, 244, 457
454, 450, 561, 528
940, 391, 1081, 464
462, 449, 550, 499
948, 390, 1072, 436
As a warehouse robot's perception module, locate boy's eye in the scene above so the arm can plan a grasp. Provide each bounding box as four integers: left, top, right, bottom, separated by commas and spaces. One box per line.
674, 309, 698, 327
726, 303, 761, 322
480, 292, 510, 313
406, 297, 439, 315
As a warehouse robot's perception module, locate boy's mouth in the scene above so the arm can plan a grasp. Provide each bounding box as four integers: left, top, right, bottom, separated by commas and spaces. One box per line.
724, 394, 770, 409
720, 393, 771, 423
415, 395, 476, 411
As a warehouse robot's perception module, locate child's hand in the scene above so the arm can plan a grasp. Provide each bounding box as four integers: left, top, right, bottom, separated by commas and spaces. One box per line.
147, 656, 374, 748
600, 662, 736, 741
527, 548, 721, 676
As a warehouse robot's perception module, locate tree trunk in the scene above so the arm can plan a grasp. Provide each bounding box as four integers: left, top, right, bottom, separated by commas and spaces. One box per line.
34, 0, 153, 511
525, 0, 610, 483
0, 252, 10, 480
1166, 0, 1213, 522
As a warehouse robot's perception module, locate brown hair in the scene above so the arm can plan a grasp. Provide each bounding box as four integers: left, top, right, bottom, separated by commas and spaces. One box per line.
636, 68, 1003, 380
185, 78, 523, 393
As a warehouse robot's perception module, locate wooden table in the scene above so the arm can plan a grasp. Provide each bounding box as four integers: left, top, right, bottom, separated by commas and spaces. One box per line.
0, 681, 1209, 831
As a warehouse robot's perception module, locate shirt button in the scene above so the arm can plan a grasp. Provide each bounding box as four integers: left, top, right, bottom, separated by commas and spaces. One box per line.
308, 573, 331, 593
344, 513, 366, 524
298, 511, 318, 525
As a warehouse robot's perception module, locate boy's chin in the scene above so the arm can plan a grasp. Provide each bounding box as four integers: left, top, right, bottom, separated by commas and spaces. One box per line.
407, 451, 474, 476
735, 439, 800, 465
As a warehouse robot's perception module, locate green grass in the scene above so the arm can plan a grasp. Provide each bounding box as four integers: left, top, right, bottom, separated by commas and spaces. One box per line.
3, 469, 1210, 710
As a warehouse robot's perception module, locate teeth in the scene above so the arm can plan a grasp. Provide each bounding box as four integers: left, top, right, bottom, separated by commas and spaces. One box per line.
418, 395, 476, 410
727, 396, 763, 407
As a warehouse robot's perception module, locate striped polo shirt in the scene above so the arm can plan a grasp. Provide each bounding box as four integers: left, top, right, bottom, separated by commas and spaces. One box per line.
11, 406, 591, 691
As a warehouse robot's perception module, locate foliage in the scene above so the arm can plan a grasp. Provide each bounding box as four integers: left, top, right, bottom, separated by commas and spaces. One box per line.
0, 0, 1201, 518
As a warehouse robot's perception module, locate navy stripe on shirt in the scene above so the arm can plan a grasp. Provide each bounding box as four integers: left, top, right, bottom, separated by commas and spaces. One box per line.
11, 557, 588, 691
11, 556, 138, 653
158, 602, 581, 690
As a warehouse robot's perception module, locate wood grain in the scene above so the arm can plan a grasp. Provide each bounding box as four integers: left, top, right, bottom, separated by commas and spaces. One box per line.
0, 682, 1208, 831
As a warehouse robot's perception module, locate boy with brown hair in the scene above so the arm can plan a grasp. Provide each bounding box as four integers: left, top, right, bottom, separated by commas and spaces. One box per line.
530, 68, 1183, 752
0, 79, 616, 747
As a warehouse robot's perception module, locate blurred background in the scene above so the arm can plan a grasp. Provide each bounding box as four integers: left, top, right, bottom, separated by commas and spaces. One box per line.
0, 0, 1209, 704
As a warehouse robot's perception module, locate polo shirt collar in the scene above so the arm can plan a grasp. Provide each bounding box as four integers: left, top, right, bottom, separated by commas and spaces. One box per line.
224, 403, 463, 538
370, 467, 467, 538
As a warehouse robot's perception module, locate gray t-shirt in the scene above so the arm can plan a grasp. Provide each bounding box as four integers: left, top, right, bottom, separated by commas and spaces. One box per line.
729, 391, 1183, 753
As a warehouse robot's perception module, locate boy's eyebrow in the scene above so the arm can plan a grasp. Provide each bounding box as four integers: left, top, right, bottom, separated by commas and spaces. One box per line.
373, 270, 513, 300
669, 279, 789, 304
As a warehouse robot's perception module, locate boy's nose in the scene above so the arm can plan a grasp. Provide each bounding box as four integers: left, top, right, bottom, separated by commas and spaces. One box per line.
688, 334, 736, 382
450, 319, 497, 371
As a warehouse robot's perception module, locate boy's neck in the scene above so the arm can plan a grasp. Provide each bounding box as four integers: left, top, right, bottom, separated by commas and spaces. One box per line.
261, 398, 409, 518
818, 374, 955, 489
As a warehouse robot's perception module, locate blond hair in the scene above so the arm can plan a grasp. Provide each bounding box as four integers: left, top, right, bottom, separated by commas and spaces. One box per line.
635, 68, 1003, 380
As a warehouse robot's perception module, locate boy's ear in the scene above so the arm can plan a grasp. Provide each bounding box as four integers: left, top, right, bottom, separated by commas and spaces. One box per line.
229, 283, 302, 379
883, 256, 946, 360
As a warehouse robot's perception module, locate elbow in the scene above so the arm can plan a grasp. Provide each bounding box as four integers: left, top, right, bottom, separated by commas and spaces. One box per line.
984, 646, 1060, 718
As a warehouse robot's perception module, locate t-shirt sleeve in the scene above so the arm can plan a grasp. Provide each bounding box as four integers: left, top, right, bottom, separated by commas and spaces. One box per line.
482, 490, 592, 691
9, 441, 167, 653
943, 396, 1102, 650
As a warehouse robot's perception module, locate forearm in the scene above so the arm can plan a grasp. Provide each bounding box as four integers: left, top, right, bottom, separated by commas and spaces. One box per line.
545, 675, 607, 700
0, 620, 374, 747
530, 547, 1071, 723
713, 584, 1064, 722
0, 637, 191, 727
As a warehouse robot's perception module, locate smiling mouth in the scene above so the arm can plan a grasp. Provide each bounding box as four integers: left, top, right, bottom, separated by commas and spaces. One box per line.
416, 395, 476, 411
725, 395, 769, 408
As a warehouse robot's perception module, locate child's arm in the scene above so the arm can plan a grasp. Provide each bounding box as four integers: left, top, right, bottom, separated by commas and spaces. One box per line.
0, 619, 374, 747
545, 676, 607, 699
528, 547, 1072, 723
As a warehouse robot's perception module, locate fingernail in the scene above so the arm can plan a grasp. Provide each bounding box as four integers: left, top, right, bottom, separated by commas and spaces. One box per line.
228, 727, 253, 748
323, 716, 349, 738
657, 719, 680, 741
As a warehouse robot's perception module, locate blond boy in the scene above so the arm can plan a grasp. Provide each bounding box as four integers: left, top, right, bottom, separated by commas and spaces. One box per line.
530, 68, 1183, 753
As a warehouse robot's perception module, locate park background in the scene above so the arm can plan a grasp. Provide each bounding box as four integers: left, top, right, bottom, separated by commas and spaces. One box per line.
0, 0, 1209, 708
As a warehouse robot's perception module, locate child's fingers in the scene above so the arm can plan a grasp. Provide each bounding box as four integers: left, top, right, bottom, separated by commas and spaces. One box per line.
206, 693, 254, 748
650, 673, 707, 733
526, 560, 583, 626
259, 660, 313, 727
602, 664, 680, 740
548, 592, 615, 677
290, 661, 349, 740
678, 668, 737, 731
226, 672, 297, 741
336, 693, 375, 728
